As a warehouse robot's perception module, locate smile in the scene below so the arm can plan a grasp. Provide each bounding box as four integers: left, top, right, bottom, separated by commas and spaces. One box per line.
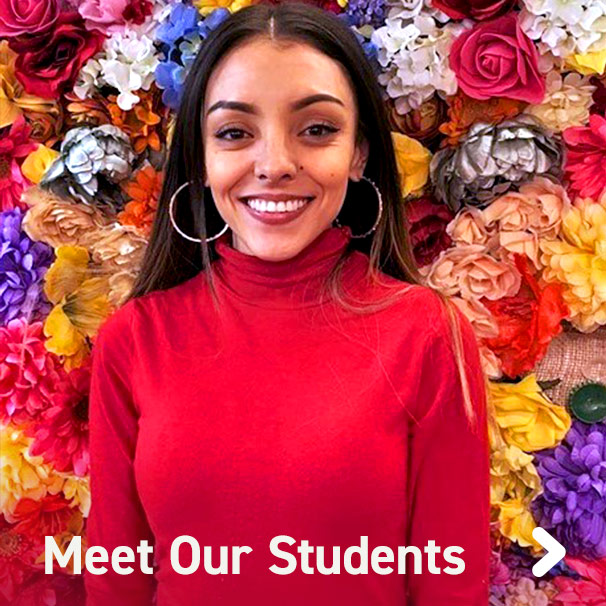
245, 198, 313, 213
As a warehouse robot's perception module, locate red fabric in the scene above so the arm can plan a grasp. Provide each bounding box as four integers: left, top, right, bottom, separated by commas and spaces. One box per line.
85, 226, 490, 606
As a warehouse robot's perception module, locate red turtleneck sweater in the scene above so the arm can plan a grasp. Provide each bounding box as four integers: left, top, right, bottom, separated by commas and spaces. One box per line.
84, 226, 490, 606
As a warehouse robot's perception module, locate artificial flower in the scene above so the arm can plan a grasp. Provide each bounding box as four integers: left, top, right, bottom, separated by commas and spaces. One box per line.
430, 116, 564, 212
107, 85, 164, 154
107, 270, 138, 308
118, 162, 162, 235
11, 495, 74, 541
386, 94, 447, 145
450, 14, 546, 104
63, 91, 112, 130
566, 49, 606, 76
519, 0, 606, 59
21, 186, 110, 249
195, 0, 261, 15
431, 0, 515, 21
21, 107, 64, 148
343, 0, 389, 29
58, 473, 90, 517
525, 71, 596, 132
86, 223, 148, 274
0, 424, 64, 522
446, 207, 497, 248
489, 374, 572, 452
532, 420, 606, 559
43, 246, 112, 369
539, 194, 606, 332
78, 0, 131, 33
0, 207, 53, 325
553, 556, 606, 606
24, 361, 91, 477
563, 114, 606, 201
20, 145, 60, 185
0, 0, 60, 38
491, 443, 541, 505
371, 10, 468, 114
504, 577, 557, 606
392, 132, 431, 197
496, 498, 541, 552
482, 254, 568, 378
423, 244, 522, 301
0, 318, 67, 426
450, 296, 499, 340
9, 12, 105, 100
438, 90, 525, 147
39, 124, 136, 210
0, 114, 37, 211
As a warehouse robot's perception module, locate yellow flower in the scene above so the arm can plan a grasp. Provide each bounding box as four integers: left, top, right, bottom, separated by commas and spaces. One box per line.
43, 246, 112, 370
496, 498, 542, 553
58, 472, 91, 517
491, 444, 541, 505
565, 49, 606, 75
391, 132, 431, 197
489, 375, 571, 452
539, 195, 606, 332
0, 424, 64, 521
21, 145, 60, 184
194, 0, 256, 16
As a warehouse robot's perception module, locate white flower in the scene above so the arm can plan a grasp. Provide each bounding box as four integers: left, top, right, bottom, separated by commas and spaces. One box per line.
75, 29, 161, 110
371, 8, 468, 114
525, 71, 596, 130
520, 0, 606, 58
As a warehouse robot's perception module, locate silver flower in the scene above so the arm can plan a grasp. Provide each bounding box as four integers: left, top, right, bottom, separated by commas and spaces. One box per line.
430, 115, 564, 212
40, 124, 136, 212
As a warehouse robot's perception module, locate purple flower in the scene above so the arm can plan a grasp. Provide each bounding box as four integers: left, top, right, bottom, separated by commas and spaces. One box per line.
0, 208, 53, 324
532, 421, 606, 559
343, 0, 387, 28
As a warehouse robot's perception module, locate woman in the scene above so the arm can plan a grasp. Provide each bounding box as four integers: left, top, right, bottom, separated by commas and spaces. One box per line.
84, 2, 490, 605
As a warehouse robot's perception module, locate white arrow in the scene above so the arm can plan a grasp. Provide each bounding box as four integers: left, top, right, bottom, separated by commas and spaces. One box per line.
532, 527, 566, 577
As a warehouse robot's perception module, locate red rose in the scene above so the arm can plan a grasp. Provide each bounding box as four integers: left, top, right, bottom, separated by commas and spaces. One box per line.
0, 0, 60, 37
404, 195, 454, 268
432, 0, 515, 20
450, 14, 545, 104
10, 12, 105, 100
481, 255, 568, 378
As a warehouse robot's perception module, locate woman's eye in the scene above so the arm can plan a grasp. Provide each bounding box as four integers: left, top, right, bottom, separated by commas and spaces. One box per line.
303, 123, 340, 138
215, 128, 248, 141
214, 123, 339, 142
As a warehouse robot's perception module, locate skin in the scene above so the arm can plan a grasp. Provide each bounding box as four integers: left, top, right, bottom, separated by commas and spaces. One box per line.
202, 36, 369, 261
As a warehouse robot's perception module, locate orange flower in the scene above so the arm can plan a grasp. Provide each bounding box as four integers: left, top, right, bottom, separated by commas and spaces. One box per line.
11, 494, 73, 541
63, 90, 112, 129
118, 163, 162, 235
439, 91, 526, 146
107, 85, 164, 154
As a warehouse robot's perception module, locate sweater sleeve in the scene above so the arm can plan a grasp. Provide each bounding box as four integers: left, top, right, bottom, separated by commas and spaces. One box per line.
84, 303, 157, 606
405, 296, 491, 605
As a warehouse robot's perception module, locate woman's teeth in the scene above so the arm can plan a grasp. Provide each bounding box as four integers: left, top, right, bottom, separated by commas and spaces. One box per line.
246, 198, 310, 213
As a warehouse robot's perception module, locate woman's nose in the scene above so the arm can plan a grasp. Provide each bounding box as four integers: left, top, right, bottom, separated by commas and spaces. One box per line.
253, 131, 298, 182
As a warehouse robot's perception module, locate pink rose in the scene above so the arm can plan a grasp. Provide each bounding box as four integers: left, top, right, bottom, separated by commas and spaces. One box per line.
450, 14, 545, 104
78, 0, 129, 34
0, 0, 60, 37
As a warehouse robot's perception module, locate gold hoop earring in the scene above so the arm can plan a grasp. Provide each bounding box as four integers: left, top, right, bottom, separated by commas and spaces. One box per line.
168, 181, 229, 243
334, 176, 383, 239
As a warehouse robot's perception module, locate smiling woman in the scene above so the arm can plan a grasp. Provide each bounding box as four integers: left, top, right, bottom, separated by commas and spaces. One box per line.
84, 3, 491, 606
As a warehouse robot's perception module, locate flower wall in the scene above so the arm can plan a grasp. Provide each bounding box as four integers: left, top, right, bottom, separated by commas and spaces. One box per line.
1, 0, 606, 604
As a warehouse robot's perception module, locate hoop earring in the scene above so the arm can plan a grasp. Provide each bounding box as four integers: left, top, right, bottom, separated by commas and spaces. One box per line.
334, 176, 383, 239
168, 181, 229, 243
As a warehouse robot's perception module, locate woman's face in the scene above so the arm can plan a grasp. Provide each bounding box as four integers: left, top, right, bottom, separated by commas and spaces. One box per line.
202, 37, 369, 261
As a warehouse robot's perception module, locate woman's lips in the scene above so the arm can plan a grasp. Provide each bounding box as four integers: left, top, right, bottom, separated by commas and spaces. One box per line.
240, 197, 314, 225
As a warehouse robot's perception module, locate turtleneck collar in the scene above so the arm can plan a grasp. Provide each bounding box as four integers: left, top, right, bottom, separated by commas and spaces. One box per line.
210, 225, 354, 309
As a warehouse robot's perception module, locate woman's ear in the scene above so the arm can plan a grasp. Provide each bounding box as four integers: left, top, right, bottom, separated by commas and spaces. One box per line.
350, 136, 369, 181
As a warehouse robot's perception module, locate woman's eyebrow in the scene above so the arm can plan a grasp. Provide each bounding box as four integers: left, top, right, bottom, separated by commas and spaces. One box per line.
205, 93, 345, 117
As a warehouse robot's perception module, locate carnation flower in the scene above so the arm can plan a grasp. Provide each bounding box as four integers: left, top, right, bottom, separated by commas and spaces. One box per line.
24, 361, 91, 477
0, 319, 67, 425
21, 185, 110, 249
525, 71, 596, 132
532, 420, 606, 559
0, 115, 38, 212
539, 194, 606, 332
520, 0, 606, 59
490, 374, 571, 452
370, 10, 468, 114
39, 124, 135, 211
0, 207, 54, 324
0, 424, 64, 522
430, 116, 564, 212
563, 114, 606, 200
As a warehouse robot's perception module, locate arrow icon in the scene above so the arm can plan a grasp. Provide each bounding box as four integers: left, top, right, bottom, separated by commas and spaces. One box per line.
532, 527, 566, 577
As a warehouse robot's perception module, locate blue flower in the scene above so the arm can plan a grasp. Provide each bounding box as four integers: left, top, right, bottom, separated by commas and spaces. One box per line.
156, 2, 200, 47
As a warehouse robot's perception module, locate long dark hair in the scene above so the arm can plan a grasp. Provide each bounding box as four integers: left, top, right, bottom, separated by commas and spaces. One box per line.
127, 0, 483, 427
